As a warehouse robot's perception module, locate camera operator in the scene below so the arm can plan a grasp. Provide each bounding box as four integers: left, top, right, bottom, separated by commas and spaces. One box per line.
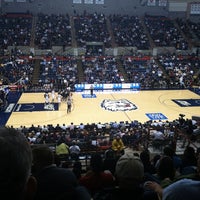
178, 114, 186, 127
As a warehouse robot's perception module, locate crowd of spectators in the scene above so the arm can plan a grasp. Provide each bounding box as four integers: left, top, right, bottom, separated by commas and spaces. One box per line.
187, 20, 200, 41
0, 12, 199, 50
175, 18, 197, 43
0, 13, 199, 92
121, 55, 168, 89
0, 54, 34, 90
0, 54, 199, 94
34, 13, 71, 49
6, 114, 199, 156
74, 12, 111, 48
0, 13, 32, 49
144, 15, 189, 50
2, 125, 200, 200
158, 53, 200, 88
81, 56, 124, 84
109, 14, 150, 49
0, 12, 200, 200
2, 118, 200, 200
38, 55, 78, 90
183, 19, 200, 41
0, 13, 199, 52
0, 87, 8, 111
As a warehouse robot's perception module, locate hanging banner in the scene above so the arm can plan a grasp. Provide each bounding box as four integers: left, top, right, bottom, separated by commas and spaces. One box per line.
73, 0, 82, 3
84, 0, 93, 4
158, 0, 167, 7
16, 0, 26, 2
147, 0, 156, 6
95, 0, 104, 4
190, 3, 200, 14
4, 0, 14, 2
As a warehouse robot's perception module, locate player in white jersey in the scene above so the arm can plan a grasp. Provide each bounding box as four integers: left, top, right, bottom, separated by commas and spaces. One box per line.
57, 92, 62, 107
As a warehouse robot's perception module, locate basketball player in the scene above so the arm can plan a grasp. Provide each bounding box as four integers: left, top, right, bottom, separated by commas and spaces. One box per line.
57, 92, 62, 107
67, 97, 72, 113
90, 84, 94, 96
44, 92, 50, 105
51, 89, 55, 102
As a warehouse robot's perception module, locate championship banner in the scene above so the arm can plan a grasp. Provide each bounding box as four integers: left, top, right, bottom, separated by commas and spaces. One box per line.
158, 0, 167, 7
73, 0, 82, 3
147, 0, 156, 6
190, 3, 200, 15
4, 0, 14, 2
84, 0, 93, 4
95, 0, 104, 4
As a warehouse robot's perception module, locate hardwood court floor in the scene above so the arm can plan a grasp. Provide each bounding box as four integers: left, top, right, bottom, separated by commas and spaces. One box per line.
6, 89, 200, 128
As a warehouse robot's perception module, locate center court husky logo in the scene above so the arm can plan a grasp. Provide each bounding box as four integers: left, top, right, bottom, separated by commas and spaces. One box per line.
101, 99, 137, 111
44, 103, 55, 111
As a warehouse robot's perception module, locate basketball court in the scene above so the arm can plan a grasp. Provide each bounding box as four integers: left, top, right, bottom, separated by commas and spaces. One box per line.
4, 89, 200, 128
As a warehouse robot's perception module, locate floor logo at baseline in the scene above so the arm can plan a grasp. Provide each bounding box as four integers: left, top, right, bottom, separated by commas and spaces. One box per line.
82, 94, 97, 98
146, 113, 168, 121
13, 103, 59, 112
172, 99, 200, 107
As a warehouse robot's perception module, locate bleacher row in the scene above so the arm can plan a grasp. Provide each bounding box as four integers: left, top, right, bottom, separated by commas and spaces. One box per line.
0, 12, 199, 93
11, 118, 200, 167
0, 53, 200, 93
0, 13, 199, 51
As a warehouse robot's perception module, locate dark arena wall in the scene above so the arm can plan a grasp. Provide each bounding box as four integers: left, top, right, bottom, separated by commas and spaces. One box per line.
0, 0, 198, 20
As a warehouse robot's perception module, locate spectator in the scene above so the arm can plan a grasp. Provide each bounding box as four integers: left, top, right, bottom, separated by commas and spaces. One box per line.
32, 146, 90, 200
163, 146, 182, 171
113, 153, 158, 200
72, 161, 84, 179
0, 127, 37, 200
103, 149, 118, 175
140, 149, 156, 175
180, 146, 197, 175
146, 178, 200, 200
79, 153, 115, 197
111, 134, 125, 156
69, 140, 81, 160
55, 137, 70, 161
156, 156, 176, 188
163, 178, 200, 200
145, 153, 200, 199
174, 151, 200, 181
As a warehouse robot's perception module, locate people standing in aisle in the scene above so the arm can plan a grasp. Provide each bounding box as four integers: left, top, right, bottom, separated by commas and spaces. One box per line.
67, 96, 72, 113
44, 91, 50, 105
